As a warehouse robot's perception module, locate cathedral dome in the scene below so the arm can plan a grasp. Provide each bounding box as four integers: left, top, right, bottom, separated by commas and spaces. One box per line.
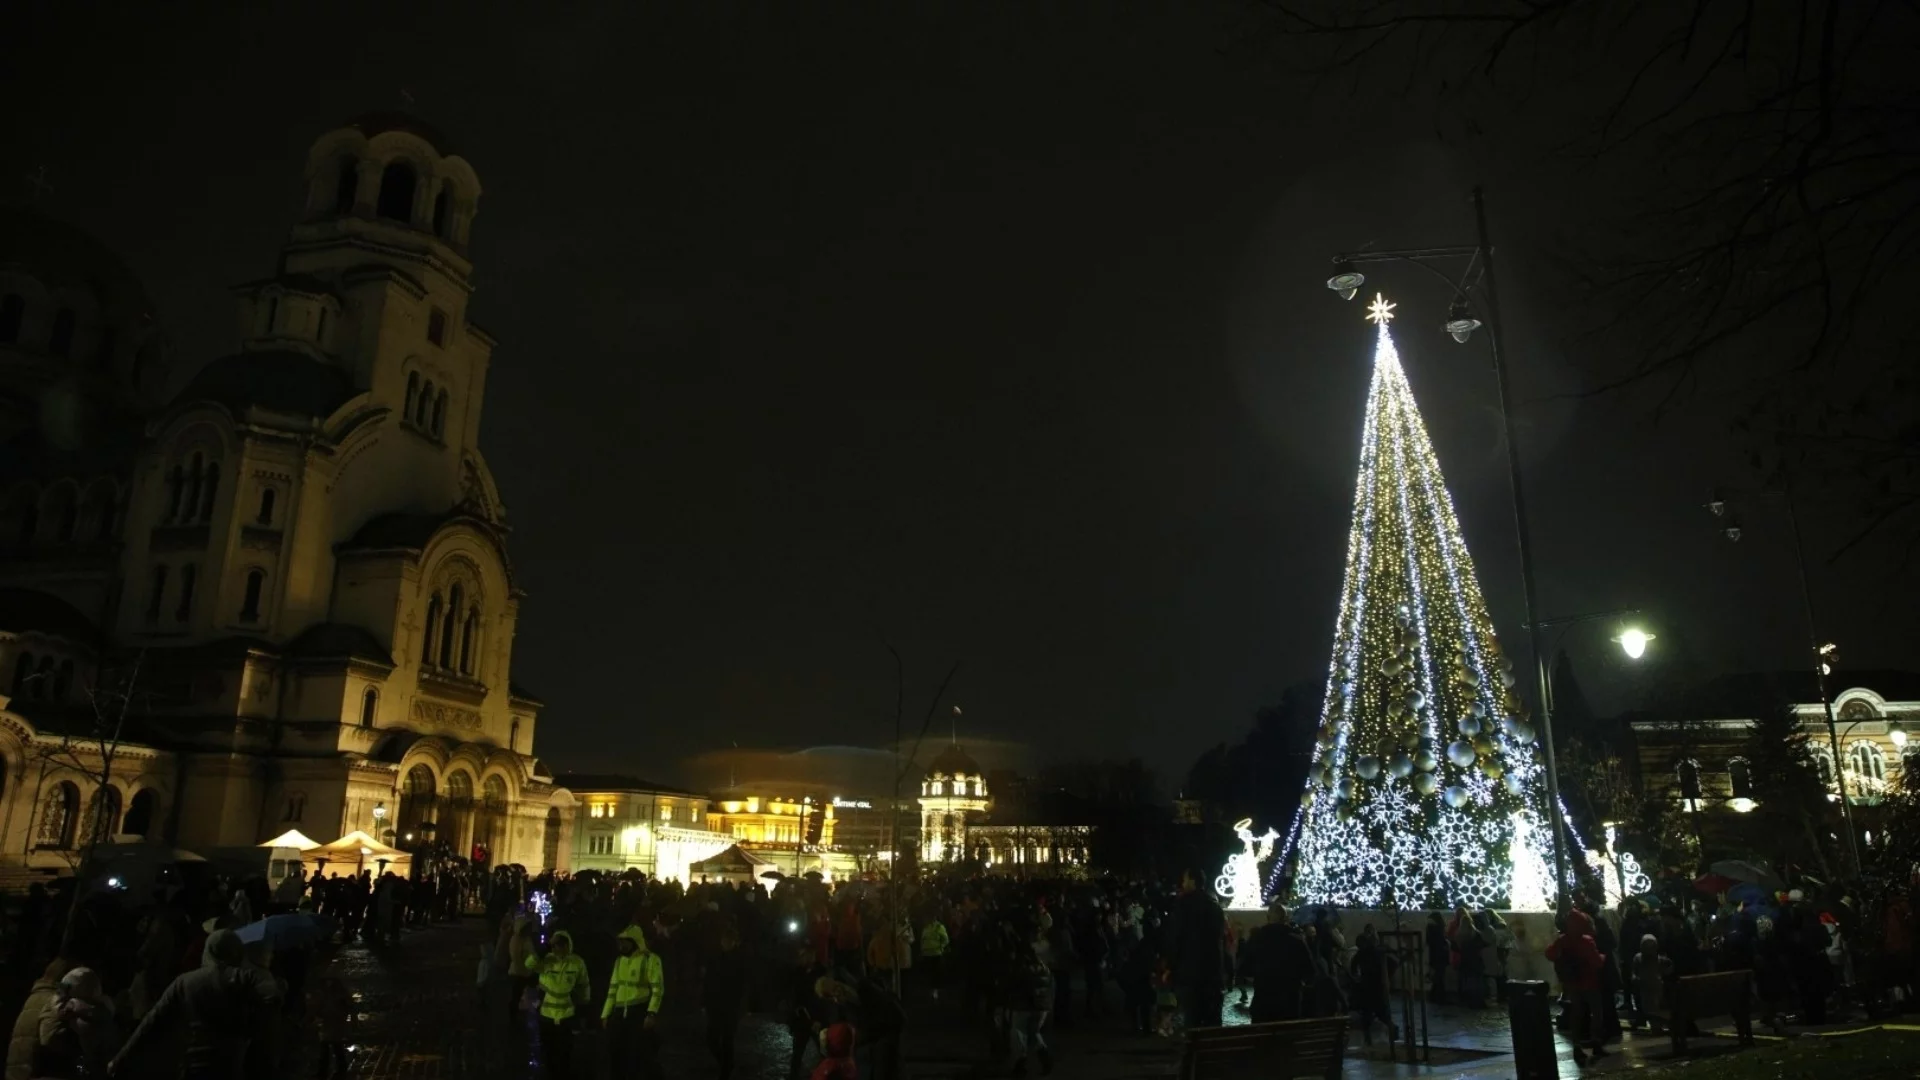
0, 207, 171, 420
342, 111, 457, 157
926, 743, 980, 779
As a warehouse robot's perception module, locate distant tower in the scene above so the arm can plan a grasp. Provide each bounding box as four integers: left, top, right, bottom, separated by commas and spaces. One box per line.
917, 742, 989, 864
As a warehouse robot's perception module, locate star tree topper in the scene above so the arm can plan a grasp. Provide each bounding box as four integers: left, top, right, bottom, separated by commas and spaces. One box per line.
1366, 293, 1396, 325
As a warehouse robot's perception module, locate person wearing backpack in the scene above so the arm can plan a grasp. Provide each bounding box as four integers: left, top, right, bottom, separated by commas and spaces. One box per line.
1546, 910, 1609, 1067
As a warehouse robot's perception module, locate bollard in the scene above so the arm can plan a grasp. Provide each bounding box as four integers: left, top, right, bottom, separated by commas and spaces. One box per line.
1508, 979, 1558, 1080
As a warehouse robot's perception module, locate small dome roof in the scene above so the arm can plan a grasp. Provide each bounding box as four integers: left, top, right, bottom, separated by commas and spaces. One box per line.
343, 111, 456, 156
173, 349, 356, 418
926, 743, 980, 778
0, 587, 101, 647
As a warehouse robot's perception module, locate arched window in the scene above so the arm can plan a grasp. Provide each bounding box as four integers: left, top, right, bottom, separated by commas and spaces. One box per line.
146, 564, 168, 621
377, 162, 417, 222
1849, 741, 1887, 784
86, 785, 121, 845
1677, 759, 1702, 800
35, 781, 79, 849
11, 490, 37, 545
542, 807, 563, 870
483, 774, 507, 807
360, 687, 378, 728
422, 593, 442, 664
239, 569, 264, 623
175, 564, 196, 622
433, 390, 448, 437
48, 308, 74, 358
284, 792, 306, 822
165, 465, 185, 522
316, 308, 328, 344
122, 789, 156, 837
32, 658, 52, 700
184, 453, 204, 519
460, 610, 479, 675
334, 157, 359, 213
1814, 749, 1837, 787
439, 585, 461, 669
256, 488, 275, 526
416, 380, 435, 427
427, 308, 447, 346
11, 652, 34, 697
199, 461, 219, 520
405, 372, 419, 419
1728, 758, 1754, 799
45, 486, 76, 543
263, 297, 278, 335
433, 186, 453, 238
52, 659, 72, 700
447, 770, 474, 806
0, 294, 21, 342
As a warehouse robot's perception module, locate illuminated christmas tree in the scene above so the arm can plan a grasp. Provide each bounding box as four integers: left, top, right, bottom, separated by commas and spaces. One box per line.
1281, 295, 1557, 913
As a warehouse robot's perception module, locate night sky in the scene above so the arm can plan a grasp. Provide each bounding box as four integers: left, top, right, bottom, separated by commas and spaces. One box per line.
6, 4, 1912, 785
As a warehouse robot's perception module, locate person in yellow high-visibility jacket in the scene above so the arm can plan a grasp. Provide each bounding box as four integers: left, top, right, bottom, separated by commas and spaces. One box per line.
535, 930, 589, 1077
602, 924, 666, 1079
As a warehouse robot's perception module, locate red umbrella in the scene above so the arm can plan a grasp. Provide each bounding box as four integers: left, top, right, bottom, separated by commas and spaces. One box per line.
1693, 872, 1736, 895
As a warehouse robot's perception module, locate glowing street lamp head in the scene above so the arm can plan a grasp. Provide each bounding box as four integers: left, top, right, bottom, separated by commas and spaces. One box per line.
1327, 260, 1365, 301
1444, 298, 1483, 344
1615, 628, 1654, 660
1890, 720, 1907, 748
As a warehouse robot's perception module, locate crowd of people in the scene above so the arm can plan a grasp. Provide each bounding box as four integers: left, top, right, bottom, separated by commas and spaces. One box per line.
0, 852, 1913, 1078
0, 857, 516, 1079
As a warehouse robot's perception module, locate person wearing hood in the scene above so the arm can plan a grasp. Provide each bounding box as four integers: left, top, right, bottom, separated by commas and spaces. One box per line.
603, 924, 665, 1080
1545, 910, 1608, 1067
36, 967, 122, 1078
109, 929, 280, 1079
7, 958, 70, 1080
536, 929, 590, 1078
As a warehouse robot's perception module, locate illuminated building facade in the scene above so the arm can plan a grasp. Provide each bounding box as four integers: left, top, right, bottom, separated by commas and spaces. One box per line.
556, 774, 733, 882
916, 744, 1090, 874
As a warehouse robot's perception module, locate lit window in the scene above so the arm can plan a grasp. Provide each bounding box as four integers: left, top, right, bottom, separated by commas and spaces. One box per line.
931, 781, 944, 796
659, 803, 672, 821
1849, 742, 1887, 784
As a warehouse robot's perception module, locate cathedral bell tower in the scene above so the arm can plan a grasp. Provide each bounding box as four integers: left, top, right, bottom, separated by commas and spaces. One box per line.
230, 114, 490, 453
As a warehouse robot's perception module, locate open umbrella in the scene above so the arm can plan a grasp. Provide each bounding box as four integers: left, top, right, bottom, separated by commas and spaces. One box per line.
1709, 860, 1783, 891
1692, 873, 1736, 896
235, 912, 335, 949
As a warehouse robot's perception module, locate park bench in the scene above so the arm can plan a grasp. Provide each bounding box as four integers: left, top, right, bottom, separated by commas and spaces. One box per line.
1180, 1015, 1348, 1080
1668, 969, 1755, 1054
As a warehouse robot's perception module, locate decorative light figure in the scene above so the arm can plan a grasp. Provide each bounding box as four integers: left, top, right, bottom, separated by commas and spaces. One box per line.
1215, 818, 1280, 911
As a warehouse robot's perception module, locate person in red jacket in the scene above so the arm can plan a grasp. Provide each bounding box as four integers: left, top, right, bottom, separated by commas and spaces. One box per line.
1546, 909, 1609, 1066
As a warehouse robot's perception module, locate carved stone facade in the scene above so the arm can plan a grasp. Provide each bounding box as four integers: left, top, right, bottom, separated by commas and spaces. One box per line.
0, 114, 574, 877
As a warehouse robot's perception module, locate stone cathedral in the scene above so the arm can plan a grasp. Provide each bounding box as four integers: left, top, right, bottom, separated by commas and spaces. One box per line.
0, 115, 575, 879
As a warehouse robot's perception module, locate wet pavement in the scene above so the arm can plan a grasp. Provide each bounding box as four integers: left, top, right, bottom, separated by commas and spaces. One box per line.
299, 919, 1794, 1078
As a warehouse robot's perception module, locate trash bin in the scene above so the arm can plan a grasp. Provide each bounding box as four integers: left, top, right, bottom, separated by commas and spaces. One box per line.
1508, 979, 1557, 1080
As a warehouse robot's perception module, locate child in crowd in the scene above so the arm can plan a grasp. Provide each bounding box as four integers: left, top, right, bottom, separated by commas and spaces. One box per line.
1630, 934, 1672, 1034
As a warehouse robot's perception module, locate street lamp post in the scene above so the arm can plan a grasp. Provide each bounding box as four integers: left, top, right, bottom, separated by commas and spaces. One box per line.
1328, 187, 1574, 909
1537, 610, 1655, 723
1706, 487, 1861, 877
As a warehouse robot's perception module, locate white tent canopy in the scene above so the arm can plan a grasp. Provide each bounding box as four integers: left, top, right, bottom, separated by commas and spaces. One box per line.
306, 830, 411, 873
259, 829, 321, 851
